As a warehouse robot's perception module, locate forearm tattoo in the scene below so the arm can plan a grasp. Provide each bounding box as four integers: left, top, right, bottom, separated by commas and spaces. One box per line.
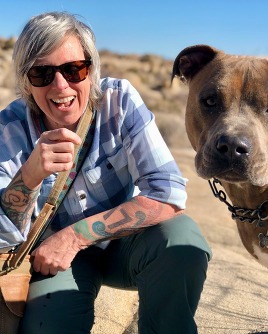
1, 170, 40, 231
74, 197, 164, 244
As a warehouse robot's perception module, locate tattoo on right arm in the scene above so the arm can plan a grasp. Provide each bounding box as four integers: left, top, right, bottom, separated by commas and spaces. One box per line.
1, 170, 40, 232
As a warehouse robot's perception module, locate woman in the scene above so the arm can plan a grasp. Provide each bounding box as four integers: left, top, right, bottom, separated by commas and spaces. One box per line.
0, 11, 211, 334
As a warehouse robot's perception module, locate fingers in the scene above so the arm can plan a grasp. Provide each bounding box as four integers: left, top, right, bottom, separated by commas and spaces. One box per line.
39, 141, 75, 168
30, 225, 78, 276
42, 128, 82, 145
33, 262, 61, 276
40, 129, 81, 167
31, 252, 68, 276
28, 128, 82, 179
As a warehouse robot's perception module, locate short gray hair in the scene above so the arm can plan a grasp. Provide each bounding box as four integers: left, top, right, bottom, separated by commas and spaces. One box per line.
13, 11, 102, 113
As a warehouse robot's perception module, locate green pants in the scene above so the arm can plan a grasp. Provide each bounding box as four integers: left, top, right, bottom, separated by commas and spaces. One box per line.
19, 214, 211, 334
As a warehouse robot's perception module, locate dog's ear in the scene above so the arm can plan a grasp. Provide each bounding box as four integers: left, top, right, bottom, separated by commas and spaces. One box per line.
172, 45, 218, 83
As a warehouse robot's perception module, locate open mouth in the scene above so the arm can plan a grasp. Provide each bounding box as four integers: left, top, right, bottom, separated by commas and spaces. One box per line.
51, 96, 75, 108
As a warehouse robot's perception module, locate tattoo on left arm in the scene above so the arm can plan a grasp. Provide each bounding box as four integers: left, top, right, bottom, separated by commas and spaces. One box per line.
73, 197, 165, 244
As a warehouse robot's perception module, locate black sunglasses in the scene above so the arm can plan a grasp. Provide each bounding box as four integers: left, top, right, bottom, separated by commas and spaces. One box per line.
27, 60, 92, 87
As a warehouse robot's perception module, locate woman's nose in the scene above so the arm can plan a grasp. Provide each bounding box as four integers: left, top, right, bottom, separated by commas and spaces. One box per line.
52, 71, 69, 89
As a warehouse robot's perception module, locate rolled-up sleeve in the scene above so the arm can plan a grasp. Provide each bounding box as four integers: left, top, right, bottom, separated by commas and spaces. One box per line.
0, 166, 30, 251
126, 120, 187, 208
118, 79, 187, 208
0, 100, 34, 251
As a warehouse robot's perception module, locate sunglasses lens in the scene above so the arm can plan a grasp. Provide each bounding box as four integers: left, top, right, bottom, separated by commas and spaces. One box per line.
27, 66, 54, 87
62, 61, 90, 82
27, 60, 91, 87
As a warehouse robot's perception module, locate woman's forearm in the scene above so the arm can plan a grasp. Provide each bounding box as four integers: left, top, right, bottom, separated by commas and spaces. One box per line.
1, 168, 41, 232
31, 196, 184, 275
72, 196, 183, 247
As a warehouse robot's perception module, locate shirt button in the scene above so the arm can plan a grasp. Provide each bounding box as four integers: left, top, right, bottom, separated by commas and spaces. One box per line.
80, 193, 86, 200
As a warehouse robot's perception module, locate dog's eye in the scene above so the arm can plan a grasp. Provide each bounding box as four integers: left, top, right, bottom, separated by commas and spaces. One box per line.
204, 97, 217, 107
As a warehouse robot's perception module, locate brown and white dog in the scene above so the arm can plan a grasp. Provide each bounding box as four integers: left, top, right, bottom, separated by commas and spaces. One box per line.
172, 44, 268, 268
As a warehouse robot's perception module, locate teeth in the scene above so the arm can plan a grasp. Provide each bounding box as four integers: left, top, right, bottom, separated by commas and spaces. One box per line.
52, 96, 75, 103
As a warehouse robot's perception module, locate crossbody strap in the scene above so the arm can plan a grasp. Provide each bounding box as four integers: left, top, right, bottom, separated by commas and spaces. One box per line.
31, 107, 97, 248
2, 104, 96, 273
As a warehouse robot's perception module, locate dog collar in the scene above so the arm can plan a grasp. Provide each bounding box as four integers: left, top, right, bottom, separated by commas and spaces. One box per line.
208, 177, 268, 248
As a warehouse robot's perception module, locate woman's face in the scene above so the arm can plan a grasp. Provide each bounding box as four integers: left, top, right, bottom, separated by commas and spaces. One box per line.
29, 35, 91, 131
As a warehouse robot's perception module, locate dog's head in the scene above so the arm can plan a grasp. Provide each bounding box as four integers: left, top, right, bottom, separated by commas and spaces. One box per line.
172, 45, 268, 187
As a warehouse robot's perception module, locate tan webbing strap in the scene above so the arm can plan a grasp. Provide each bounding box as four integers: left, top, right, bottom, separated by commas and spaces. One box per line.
7, 104, 93, 270
47, 105, 93, 206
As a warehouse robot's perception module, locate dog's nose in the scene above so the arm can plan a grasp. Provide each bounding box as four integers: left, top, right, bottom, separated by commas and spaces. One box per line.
216, 135, 250, 158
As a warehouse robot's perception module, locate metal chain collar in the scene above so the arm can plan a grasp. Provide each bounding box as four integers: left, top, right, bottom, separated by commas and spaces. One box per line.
208, 178, 268, 248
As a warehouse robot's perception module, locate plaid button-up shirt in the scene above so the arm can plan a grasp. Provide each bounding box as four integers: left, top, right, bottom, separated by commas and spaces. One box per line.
0, 78, 187, 251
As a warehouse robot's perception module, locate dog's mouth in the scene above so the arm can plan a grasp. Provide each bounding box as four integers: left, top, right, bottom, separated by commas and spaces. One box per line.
195, 151, 268, 187
196, 164, 249, 183
213, 169, 249, 183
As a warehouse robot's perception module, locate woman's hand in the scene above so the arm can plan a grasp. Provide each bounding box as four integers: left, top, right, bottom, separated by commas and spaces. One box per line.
22, 128, 81, 188
31, 226, 84, 276
1, 128, 81, 234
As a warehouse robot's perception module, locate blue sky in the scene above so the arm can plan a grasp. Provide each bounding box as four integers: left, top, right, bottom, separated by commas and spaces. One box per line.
1, 1, 268, 60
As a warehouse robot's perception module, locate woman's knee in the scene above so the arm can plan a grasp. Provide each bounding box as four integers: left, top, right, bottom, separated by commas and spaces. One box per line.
20, 248, 103, 334
137, 214, 211, 258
